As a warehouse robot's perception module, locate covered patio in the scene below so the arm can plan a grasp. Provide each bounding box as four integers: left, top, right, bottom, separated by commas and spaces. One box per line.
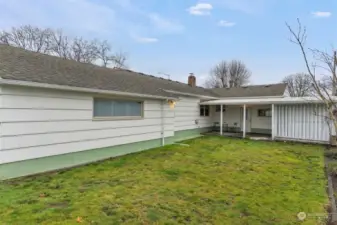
201, 98, 282, 140
201, 96, 333, 144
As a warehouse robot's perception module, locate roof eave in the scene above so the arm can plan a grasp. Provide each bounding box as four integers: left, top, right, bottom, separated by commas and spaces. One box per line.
200, 96, 334, 105
0, 78, 177, 100
164, 89, 219, 99
212, 95, 285, 99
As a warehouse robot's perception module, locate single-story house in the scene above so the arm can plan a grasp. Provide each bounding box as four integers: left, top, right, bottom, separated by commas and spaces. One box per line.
0, 45, 332, 179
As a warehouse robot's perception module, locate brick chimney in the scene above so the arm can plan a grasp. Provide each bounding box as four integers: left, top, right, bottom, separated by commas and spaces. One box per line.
188, 73, 196, 87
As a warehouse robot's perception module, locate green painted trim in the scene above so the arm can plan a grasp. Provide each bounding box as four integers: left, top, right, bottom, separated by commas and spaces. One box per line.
250, 128, 272, 135
0, 127, 210, 180
0, 138, 168, 180
174, 127, 212, 142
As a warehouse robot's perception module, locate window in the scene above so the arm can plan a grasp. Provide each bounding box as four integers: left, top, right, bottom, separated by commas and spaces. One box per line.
258, 109, 271, 117
200, 105, 210, 117
215, 105, 226, 112
93, 98, 143, 119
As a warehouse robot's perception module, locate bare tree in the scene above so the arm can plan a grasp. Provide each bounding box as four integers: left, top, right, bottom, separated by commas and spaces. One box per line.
49, 29, 72, 59
0, 25, 128, 68
282, 73, 312, 97
95, 41, 128, 68
111, 50, 128, 69
0, 25, 53, 53
70, 37, 99, 63
205, 60, 251, 88
96, 40, 112, 67
312, 49, 337, 95
319, 75, 334, 93
286, 19, 337, 142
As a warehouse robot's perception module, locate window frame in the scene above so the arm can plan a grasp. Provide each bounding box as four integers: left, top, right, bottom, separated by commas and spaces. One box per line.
215, 105, 226, 112
92, 96, 144, 121
257, 108, 272, 117
200, 105, 210, 117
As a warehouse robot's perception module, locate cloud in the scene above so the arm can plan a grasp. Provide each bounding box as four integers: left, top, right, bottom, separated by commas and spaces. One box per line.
0, 0, 116, 36
0, 0, 183, 44
148, 13, 184, 33
134, 37, 159, 43
218, 20, 236, 27
312, 11, 332, 18
209, 0, 268, 14
187, 3, 213, 16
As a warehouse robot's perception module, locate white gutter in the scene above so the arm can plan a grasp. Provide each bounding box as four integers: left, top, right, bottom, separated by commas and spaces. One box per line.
164, 90, 285, 100
209, 95, 284, 100
200, 97, 337, 105
0, 78, 177, 100
163, 89, 218, 99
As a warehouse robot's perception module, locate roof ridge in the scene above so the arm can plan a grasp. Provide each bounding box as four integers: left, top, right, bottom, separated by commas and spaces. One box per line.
112, 67, 208, 90
240, 83, 285, 87
0, 43, 100, 68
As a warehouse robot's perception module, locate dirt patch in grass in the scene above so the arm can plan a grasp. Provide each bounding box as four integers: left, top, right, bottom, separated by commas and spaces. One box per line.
46, 201, 69, 209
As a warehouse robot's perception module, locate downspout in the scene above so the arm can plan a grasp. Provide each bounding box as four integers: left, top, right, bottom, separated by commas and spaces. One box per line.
161, 100, 165, 146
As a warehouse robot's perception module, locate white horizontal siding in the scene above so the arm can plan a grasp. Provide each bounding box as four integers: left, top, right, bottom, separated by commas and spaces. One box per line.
1, 119, 171, 136
0, 132, 174, 164
174, 97, 212, 131
1, 85, 91, 100
275, 104, 330, 143
0, 108, 92, 122
0, 108, 173, 122
0, 86, 174, 163
1, 94, 92, 110
2, 125, 174, 151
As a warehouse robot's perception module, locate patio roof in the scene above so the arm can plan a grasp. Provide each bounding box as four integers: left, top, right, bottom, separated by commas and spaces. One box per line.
200, 96, 335, 105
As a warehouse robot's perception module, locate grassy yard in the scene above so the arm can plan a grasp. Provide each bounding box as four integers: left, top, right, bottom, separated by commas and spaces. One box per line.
0, 136, 328, 225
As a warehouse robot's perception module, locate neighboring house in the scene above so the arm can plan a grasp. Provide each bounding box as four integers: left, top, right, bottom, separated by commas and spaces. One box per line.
0, 45, 331, 179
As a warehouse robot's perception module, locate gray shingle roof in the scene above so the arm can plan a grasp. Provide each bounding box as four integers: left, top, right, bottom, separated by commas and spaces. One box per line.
0, 45, 217, 98
0, 45, 286, 99
210, 83, 287, 98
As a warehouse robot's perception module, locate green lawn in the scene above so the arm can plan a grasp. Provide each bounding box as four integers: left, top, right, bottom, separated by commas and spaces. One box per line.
0, 136, 328, 225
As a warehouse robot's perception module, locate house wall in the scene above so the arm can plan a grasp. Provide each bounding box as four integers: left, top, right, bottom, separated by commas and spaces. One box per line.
274, 103, 330, 143
0, 86, 176, 165
250, 105, 272, 134
212, 106, 242, 129
174, 96, 213, 132
212, 105, 271, 134
0, 86, 212, 179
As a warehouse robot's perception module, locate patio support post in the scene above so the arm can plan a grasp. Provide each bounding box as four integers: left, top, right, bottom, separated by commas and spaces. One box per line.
243, 104, 246, 138
220, 104, 223, 135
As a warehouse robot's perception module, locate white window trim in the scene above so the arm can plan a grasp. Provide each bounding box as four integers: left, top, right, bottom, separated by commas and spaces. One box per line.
200, 105, 210, 117
258, 108, 272, 117
92, 97, 144, 121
